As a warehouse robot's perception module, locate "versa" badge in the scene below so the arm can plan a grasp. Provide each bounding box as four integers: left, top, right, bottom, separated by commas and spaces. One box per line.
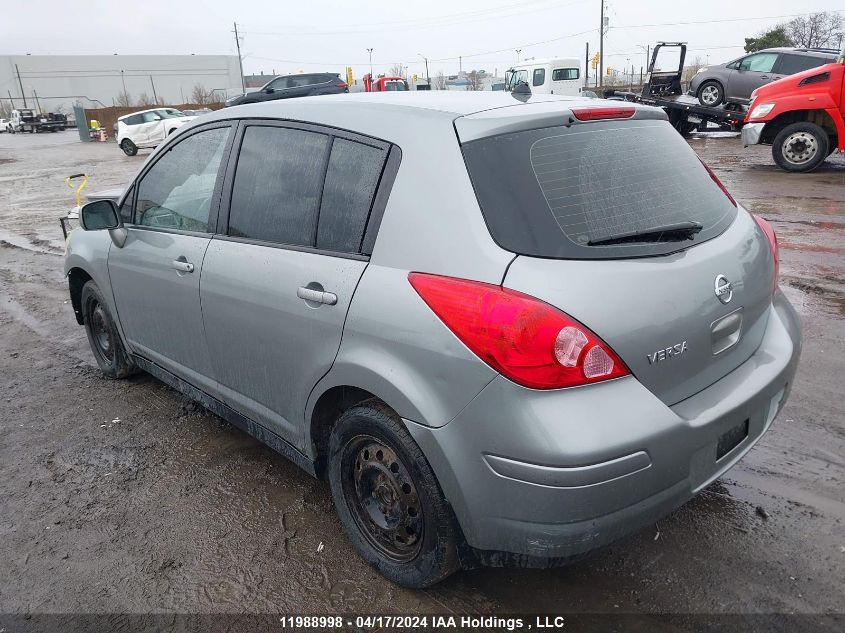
647, 341, 689, 365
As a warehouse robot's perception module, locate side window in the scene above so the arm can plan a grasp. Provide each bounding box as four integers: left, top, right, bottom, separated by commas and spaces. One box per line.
776, 54, 828, 75
141, 111, 159, 123
135, 126, 230, 232
533, 68, 546, 86
317, 139, 386, 253
268, 77, 288, 90
228, 126, 329, 246
552, 68, 579, 81
119, 186, 134, 223
739, 53, 778, 72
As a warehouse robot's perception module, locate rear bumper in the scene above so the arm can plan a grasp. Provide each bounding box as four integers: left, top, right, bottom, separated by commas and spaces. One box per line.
406, 291, 801, 561
742, 121, 766, 146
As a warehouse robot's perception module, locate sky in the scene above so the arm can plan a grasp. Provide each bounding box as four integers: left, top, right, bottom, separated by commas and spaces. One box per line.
3, 0, 842, 80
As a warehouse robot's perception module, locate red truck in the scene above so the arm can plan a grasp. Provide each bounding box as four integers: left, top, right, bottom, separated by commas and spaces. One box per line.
362, 74, 409, 92
742, 44, 845, 172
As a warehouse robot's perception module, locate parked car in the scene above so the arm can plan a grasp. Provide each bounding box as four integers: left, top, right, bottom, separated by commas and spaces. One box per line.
0, 117, 10, 132
65, 93, 800, 588
742, 41, 845, 172
116, 108, 196, 156
689, 47, 838, 107
180, 108, 213, 117
225, 73, 349, 107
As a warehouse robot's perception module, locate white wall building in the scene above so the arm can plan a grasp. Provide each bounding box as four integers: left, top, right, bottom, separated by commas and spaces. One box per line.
1, 55, 242, 113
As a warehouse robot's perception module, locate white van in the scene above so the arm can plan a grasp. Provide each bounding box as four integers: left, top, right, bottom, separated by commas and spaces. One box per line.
505, 58, 582, 95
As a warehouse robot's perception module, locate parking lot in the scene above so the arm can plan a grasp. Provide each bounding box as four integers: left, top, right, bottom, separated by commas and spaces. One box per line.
0, 130, 843, 626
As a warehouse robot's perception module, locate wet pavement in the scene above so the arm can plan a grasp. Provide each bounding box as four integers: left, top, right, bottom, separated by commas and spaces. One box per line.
0, 130, 843, 625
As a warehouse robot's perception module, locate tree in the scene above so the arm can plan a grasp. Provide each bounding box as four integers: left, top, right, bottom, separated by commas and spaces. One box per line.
388, 63, 404, 78
745, 26, 793, 52
433, 71, 448, 90
786, 12, 843, 49
466, 70, 485, 91
190, 83, 214, 105
115, 90, 132, 107
682, 56, 706, 83
136, 92, 156, 106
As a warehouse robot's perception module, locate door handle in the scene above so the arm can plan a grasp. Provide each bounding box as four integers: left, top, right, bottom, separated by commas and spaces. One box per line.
297, 286, 337, 305
171, 259, 194, 273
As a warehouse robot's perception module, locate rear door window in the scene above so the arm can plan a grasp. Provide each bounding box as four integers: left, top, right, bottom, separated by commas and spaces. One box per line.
775, 53, 830, 75
461, 119, 738, 259
533, 69, 546, 86
228, 126, 329, 246
317, 138, 386, 253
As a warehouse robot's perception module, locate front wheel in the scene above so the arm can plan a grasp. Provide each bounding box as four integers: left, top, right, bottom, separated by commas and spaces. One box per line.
120, 139, 138, 156
697, 80, 724, 107
81, 281, 138, 379
772, 122, 829, 173
327, 402, 460, 588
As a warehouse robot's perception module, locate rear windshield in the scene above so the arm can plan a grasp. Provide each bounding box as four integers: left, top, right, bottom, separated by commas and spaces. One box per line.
461, 119, 738, 259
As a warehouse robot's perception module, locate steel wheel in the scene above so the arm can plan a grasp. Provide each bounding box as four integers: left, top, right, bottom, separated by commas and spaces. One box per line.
781, 131, 819, 166
89, 300, 115, 364
341, 435, 424, 562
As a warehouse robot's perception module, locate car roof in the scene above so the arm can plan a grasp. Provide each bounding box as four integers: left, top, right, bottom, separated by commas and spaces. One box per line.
198, 92, 663, 146
757, 47, 837, 57
117, 107, 178, 121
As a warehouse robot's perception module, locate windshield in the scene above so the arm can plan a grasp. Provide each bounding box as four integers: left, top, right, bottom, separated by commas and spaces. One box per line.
506, 70, 529, 91
157, 109, 185, 119
461, 119, 738, 259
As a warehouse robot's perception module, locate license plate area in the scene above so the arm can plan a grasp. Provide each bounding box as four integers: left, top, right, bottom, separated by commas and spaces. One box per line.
716, 418, 749, 460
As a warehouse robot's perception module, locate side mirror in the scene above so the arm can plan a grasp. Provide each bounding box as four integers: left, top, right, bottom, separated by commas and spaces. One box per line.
264, 87, 274, 94
80, 199, 121, 231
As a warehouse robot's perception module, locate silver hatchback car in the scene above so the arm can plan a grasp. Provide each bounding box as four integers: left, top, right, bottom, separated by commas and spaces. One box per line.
65, 92, 801, 587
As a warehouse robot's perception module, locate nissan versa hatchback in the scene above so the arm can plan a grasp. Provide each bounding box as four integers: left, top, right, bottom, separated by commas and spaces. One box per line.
65, 92, 801, 588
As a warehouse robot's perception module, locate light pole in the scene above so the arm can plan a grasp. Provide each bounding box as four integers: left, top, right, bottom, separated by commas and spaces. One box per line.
418, 53, 430, 86
515, 49, 522, 62
367, 48, 374, 77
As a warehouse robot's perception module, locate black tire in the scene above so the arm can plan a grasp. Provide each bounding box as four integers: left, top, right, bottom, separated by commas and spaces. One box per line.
120, 139, 138, 156
327, 401, 460, 588
697, 80, 724, 107
772, 122, 829, 173
81, 280, 138, 379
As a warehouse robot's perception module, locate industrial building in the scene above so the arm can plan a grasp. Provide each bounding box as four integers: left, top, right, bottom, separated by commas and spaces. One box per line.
1, 54, 243, 113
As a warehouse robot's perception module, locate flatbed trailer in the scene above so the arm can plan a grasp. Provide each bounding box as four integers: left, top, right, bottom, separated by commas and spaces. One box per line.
613, 43, 747, 136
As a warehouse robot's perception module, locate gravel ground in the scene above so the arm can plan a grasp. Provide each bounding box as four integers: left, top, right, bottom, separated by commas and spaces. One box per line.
0, 129, 843, 630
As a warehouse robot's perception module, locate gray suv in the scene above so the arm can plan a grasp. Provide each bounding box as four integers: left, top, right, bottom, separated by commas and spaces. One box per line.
689, 47, 838, 106
65, 93, 801, 587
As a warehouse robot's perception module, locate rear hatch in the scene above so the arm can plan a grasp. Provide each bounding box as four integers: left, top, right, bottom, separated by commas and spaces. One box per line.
458, 109, 775, 405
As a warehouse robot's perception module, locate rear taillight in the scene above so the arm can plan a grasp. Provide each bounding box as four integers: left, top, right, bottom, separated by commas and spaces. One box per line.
570, 106, 635, 121
753, 214, 779, 288
335, 81, 349, 89
699, 158, 737, 207
408, 273, 630, 390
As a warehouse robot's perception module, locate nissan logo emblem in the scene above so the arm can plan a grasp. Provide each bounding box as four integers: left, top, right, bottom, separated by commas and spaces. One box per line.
715, 274, 733, 304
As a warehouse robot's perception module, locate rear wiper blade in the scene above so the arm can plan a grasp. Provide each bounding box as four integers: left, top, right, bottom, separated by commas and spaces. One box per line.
587, 221, 703, 246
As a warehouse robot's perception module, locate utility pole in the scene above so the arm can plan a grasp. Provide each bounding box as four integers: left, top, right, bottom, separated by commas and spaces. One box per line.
599, 0, 605, 88
234, 22, 246, 93
515, 49, 522, 62
459, 56, 462, 73
584, 42, 590, 87
367, 48, 373, 76
33, 89, 41, 113
120, 69, 127, 95
15, 64, 27, 108
418, 54, 430, 85
149, 75, 158, 103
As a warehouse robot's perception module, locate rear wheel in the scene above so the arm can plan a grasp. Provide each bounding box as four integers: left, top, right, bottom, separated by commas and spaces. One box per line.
327, 401, 460, 588
120, 139, 138, 156
772, 122, 829, 173
81, 281, 138, 379
697, 80, 724, 107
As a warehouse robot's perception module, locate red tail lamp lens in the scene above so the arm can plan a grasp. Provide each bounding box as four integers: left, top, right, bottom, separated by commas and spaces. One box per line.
570, 106, 635, 121
408, 273, 630, 390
